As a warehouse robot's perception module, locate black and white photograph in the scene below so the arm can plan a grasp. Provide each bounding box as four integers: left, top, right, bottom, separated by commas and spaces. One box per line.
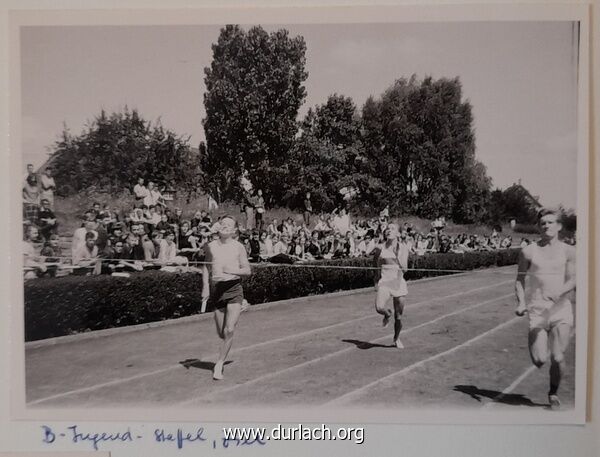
10, 5, 589, 425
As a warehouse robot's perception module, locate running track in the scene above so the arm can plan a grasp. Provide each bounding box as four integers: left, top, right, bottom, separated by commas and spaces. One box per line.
25, 266, 575, 410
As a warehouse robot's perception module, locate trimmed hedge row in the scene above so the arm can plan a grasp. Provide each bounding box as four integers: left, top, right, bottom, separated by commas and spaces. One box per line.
24, 249, 520, 341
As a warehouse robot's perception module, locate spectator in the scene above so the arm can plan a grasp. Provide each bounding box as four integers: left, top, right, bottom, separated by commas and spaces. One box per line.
133, 177, 148, 202
126, 233, 145, 261
244, 190, 255, 231
158, 231, 187, 265
156, 214, 171, 233
23, 174, 40, 224
200, 210, 212, 225
23, 225, 47, 279
40, 233, 63, 261
24, 163, 36, 183
249, 231, 261, 262
255, 189, 265, 231
274, 233, 290, 255
267, 219, 280, 237
72, 232, 100, 273
379, 205, 390, 222
501, 235, 513, 249
72, 221, 98, 253
303, 192, 313, 227
40, 168, 56, 209
143, 181, 164, 208
37, 198, 58, 240
143, 231, 162, 261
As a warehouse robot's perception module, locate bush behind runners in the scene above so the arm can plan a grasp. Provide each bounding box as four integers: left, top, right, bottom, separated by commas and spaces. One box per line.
24, 249, 520, 341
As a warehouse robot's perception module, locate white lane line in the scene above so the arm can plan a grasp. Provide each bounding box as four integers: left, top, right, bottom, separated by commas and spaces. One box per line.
178, 293, 513, 406
481, 365, 537, 409
28, 280, 512, 406
324, 316, 522, 406
233, 280, 512, 354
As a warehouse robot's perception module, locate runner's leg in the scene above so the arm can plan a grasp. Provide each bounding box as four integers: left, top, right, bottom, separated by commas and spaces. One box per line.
213, 307, 225, 340
548, 323, 571, 405
214, 302, 243, 379
393, 296, 405, 347
528, 327, 549, 368
375, 288, 392, 327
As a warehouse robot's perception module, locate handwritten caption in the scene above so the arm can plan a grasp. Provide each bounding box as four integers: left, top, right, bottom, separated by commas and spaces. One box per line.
41, 425, 266, 451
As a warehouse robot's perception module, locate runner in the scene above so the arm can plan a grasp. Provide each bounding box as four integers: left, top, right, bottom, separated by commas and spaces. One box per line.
515, 208, 576, 410
373, 224, 410, 349
205, 216, 252, 380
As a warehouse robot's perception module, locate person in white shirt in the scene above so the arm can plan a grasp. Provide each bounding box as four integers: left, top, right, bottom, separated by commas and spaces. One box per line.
205, 216, 252, 380
72, 221, 98, 253
158, 231, 188, 266
143, 181, 164, 208
133, 177, 148, 202
273, 234, 290, 255
23, 226, 46, 279
72, 232, 100, 272
515, 208, 576, 410
372, 224, 410, 349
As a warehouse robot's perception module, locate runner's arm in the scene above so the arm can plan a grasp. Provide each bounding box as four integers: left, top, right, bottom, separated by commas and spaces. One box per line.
553, 245, 576, 301
515, 248, 530, 315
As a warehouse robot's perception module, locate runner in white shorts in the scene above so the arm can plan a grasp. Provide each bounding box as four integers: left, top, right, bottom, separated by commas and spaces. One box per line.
373, 224, 410, 349
205, 216, 252, 380
515, 208, 576, 410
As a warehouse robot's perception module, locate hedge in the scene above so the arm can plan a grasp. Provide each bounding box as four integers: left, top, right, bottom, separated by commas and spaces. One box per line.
24, 249, 520, 341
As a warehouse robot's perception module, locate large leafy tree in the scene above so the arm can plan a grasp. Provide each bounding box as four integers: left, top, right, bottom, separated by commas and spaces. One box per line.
281, 94, 367, 212
202, 25, 308, 204
50, 108, 200, 197
361, 76, 491, 222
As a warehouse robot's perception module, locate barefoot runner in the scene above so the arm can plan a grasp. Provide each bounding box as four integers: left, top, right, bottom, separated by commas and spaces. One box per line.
205, 216, 252, 380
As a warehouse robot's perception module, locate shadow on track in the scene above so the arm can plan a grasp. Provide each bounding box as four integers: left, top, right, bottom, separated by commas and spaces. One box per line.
179, 359, 233, 371
453, 384, 547, 407
342, 339, 394, 350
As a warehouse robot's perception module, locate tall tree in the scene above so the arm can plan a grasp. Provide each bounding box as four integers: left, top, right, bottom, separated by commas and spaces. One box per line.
282, 94, 367, 212
202, 25, 308, 203
361, 76, 490, 222
49, 108, 199, 197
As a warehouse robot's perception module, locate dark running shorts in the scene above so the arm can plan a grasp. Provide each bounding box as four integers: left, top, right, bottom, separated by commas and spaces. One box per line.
209, 279, 244, 310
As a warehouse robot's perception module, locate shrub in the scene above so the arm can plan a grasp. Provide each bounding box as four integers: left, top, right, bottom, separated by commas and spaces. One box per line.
24, 249, 520, 341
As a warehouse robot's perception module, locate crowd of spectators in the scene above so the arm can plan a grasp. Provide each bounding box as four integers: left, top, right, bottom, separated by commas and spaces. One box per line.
22, 172, 525, 280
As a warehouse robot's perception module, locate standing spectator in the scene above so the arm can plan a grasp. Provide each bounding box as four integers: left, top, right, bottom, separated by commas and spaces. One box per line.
255, 189, 265, 231
23, 174, 40, 224
244, 190, 255, 231
24, 163, 36, 183
40, 168, 56, 209
303, 192, 313, 227
37, 198, 58, 240
133, 177, 148, 202
379, 205, 390, 222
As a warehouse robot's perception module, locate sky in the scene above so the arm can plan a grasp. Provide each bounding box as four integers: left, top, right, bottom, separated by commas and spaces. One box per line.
19, 22, 579, 208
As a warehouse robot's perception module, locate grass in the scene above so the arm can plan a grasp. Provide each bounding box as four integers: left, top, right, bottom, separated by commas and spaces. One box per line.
52, 190, 524, 239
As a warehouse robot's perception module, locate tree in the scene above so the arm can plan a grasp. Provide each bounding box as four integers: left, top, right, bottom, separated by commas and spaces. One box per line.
202, 25, 308, 204
360, 76, 491, 222
49, 108, 200, 197
281, 94, 369, 212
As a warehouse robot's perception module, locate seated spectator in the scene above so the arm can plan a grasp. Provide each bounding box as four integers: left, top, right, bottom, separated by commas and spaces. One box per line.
438, 235, 452, 253
158, 231, 188, 266
40, 233, 63, 261
413, 233, 428, 256
72, 232, 100, 273
520, 237, 529, 249
273, 233, 290, 255
156, 214, 171, 233
313, 216, 328, 233
501, 235, 513, 249
259, 232, 272, 259
37, 198, 58, 240
23, 226, 47, 279
200, 210, 212, 225
143, 231, 162, 262
72, 221, 98, 253
267, 219, 280, 237
126, 234, 145, 261
248, 231, 261, 262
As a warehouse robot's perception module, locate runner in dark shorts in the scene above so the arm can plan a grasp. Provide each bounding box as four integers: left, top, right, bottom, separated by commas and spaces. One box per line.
205, 216, 252, 380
